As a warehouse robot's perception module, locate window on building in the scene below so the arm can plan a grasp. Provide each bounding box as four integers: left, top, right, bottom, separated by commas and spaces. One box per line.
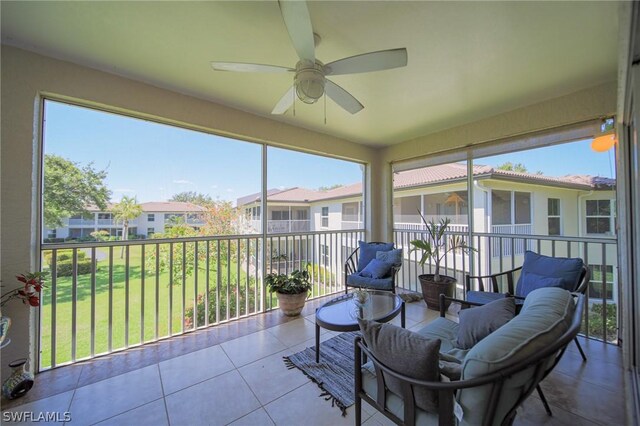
588, 264, 614, 301
342, 202, 359, 222
147, 213, 155, 222
492, 190, 512, 225
271, 210, 290, 221
586, 200, 612, 234
97, 213, 112, 220
320, 244, 329, 266
147, 227, 155, 237
548, 198, 561, 235
514, 192, 531, 224
295, 209, 308, 220
47, 229, 57, 239
491, 190, 531, 226
321, 207, 329, 227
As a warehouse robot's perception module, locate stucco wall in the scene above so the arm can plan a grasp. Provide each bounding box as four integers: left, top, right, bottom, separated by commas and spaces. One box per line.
0, 45, 378, 380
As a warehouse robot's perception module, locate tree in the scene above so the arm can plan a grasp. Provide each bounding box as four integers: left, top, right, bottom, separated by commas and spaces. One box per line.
170, 191, 214, 207
43, 154, 111, 228
111, 196, 142, 257
496, 162, 528, 173
318, 184, 344, 191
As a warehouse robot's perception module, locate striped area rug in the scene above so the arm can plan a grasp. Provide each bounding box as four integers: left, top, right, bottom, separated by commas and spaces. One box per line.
283, 331, 359, 416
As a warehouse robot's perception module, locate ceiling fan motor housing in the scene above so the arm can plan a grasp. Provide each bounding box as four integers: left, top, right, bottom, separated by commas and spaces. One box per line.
295, 60, 325, 104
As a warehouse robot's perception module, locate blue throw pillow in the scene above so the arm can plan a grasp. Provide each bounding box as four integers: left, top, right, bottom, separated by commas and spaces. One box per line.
516, 251, 583, 294
376, 249, 403, 267
360, 258, 394, 279
357, 241, 394, 272
516, 271, 565, 297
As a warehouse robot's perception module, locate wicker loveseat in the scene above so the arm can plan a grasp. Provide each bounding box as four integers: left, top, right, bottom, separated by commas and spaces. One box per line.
355, 287, 584, 425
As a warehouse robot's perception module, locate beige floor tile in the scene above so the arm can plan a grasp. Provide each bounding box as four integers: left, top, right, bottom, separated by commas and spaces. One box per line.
266, 317, 328, 347
227, 408, 275, 426
159, 344, 234, 395
165, 370, 260, 426
238, 350, 308, 405
94, 398, 168, 426
403, 302, 438, 323
1, 390, 74, 425
68, 365, 163, 425
221, 330, 287, 367
265, 382, 363, 426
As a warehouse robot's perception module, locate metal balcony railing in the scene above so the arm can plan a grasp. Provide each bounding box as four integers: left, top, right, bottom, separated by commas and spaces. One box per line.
38, 228, 363, 371
68, 218, 95, 226
393, 228, 618, 344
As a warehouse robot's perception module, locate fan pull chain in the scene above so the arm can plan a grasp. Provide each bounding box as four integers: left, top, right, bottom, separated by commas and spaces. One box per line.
293, 85, 296, 116
324, 92, 327, 125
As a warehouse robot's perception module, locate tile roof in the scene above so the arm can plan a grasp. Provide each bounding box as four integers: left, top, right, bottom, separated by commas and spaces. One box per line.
235, 163, 615, 205
87, 201, 206, 212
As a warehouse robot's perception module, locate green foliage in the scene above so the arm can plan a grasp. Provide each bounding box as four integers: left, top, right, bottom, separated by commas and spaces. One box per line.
43, 249, 87, 264
43, 154, 111, 228
496, 162, 528, 173
111, 196, 142, 239
409, 214, 474, 281
90, 230, 110, 241
170, 191, 214, 207
584, 303, 617, 342
56, 258, 93, 277
265, 270, 312, 295
318, 184, 344, 191
184, 276, 258, 328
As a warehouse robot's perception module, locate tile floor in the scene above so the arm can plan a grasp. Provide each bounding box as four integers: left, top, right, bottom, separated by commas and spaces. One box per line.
0, 295, 627, 425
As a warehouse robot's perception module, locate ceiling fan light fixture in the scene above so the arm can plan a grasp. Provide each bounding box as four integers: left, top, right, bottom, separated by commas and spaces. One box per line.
295, 62, 325, 104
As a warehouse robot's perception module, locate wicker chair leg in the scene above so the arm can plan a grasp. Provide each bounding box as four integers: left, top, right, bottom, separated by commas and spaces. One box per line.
574, 337, 587, 362
536, 385, 553, 416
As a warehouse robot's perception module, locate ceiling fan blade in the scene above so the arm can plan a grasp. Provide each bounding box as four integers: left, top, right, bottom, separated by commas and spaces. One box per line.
278, 0, 315, 62
325, 48, 408, 76
272, 86, 296, 115
211, 62, 293, 73
325, 80, 364, 114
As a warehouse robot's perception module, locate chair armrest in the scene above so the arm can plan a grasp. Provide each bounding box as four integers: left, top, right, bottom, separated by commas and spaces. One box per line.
465, 267, 522, 294
439, 294, 485, 317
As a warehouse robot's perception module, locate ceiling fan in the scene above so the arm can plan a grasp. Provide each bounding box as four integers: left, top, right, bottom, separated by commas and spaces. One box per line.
211, 0, 408, 115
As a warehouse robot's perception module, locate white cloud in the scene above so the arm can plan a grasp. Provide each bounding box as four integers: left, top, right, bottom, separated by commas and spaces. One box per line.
173, 179, 193, 185
226, 188, 234, 193
211, 184, 218, 189
113, 188, 135, 193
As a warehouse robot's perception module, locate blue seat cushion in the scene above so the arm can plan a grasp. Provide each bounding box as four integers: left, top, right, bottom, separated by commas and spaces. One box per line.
347, 273, 394, 291
357, 241, 394, 272
466, 291, 507, 305
515, 251, 583, 296
360, 258, 394, 279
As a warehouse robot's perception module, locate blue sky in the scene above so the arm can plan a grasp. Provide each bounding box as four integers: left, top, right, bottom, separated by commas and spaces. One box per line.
43, 101, 614, 204
43, 101, 363, 204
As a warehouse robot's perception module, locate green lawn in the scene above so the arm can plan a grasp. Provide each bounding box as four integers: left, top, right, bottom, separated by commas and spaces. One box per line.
39, 244, 340, 368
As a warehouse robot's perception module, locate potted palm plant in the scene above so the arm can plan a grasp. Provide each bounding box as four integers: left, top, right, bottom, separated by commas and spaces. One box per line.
266, 269, 312, 316
410, 215, 475, 310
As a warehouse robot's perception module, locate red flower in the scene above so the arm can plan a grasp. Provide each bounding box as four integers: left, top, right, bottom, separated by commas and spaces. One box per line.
28, 296, 40, 307
16, 275, 27, 284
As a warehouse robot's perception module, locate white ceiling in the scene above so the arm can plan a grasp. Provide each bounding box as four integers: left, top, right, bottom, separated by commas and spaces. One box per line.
1, 1, 619, 147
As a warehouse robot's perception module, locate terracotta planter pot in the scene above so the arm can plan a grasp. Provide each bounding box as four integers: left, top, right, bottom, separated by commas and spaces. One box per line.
418, 274, 456, 311
276, 292, 308, 316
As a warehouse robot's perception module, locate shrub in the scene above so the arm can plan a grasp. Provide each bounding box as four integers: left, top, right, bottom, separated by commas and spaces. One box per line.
185, 276, 257, 328
43, 249, 87, 265
55, 258, 93, 277
583, 303, 617, 342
